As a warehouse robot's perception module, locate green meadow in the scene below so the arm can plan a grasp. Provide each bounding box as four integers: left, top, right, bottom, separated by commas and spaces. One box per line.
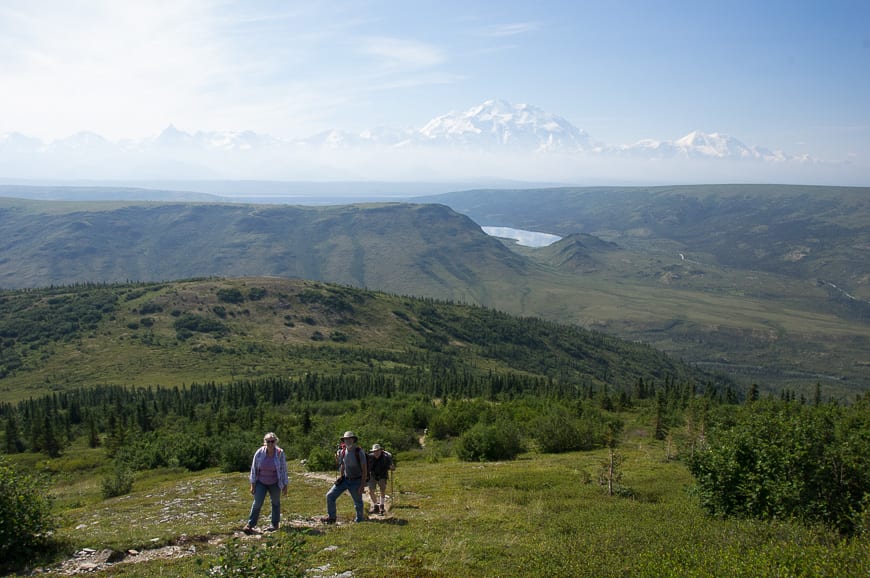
1, 279, 868, 576
10, 425, 868, 577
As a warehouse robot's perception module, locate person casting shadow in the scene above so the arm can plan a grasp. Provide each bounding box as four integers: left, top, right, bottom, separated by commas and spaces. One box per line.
243, 432, 289, 532
321, 431, 367, 523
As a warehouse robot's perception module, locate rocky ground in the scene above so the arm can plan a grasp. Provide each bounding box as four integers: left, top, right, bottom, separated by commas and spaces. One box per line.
31, 472, 396, 577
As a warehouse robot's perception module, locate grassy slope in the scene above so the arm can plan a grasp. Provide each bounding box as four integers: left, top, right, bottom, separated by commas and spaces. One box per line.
1, 189, 868, 396
20, 421, 869, 577
0, 199, 533, 302
434, 185, 870, 395
0, 278, 711, 404
505, 241, 870, 396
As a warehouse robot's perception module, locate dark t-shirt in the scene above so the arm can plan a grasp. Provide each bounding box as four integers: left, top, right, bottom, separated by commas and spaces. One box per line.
367, 451, 393, 480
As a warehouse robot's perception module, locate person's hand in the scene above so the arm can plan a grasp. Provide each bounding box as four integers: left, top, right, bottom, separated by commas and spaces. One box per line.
282, 487, 288, 496
250, 484, 255, 495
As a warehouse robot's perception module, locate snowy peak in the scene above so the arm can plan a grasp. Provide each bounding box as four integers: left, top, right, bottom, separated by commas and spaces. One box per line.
622, 130, 792, 161
674, 130, 754, 158
418, 99, 592, 151
49, 131, 113, 152
0, 132, 44, 152
150, 125, 281, 151
0, 101, 813, 181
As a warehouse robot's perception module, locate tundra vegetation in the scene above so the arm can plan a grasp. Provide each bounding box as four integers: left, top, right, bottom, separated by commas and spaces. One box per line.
0, 279, 867, 575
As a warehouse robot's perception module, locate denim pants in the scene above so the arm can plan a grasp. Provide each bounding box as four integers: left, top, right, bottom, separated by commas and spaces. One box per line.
326, 477, 364, 521
248, 481, 281, 527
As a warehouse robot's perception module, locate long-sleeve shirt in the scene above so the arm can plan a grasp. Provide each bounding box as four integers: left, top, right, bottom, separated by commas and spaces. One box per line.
249, 446, 290, 489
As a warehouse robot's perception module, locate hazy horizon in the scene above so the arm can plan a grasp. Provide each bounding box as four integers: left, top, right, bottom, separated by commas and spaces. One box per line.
1, 1, 868, 186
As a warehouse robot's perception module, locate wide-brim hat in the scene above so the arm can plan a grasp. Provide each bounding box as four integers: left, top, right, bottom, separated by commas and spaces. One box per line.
371, 443, 382, 451
342, 431, 357, 440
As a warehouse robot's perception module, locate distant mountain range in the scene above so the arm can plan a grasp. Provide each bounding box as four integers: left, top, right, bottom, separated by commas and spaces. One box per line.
1, 184, 868, 395
0, 99, 814, 181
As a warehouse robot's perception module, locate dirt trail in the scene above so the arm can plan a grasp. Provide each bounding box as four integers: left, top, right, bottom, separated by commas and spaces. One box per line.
36, 471, 371, 576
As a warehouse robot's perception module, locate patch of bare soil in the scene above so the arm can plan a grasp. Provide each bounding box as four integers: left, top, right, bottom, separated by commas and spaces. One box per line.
35, 534, 210, 575
35, 524, 331, 575
36, 471, 372, 575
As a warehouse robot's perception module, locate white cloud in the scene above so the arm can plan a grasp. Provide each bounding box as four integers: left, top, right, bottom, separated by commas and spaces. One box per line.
359, 36, 446, 70
480, 22, 541, 37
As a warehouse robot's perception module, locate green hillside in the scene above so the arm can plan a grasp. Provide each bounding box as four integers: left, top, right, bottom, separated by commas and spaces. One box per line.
0, 277, 715, 403
0, 199, 532, 303
419, 185, 870, 395
0, 189, 867, 396
1, 280, 868, 576
420, 184, 870, 301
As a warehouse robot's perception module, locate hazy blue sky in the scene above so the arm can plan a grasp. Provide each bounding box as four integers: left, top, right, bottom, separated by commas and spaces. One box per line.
0, 0, 868, 181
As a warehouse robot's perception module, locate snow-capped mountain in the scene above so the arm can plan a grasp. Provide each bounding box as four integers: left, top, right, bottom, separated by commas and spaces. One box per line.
416, 99, 592, 152
302, 126, 414, 149
620, 130, 792, 162
149, 125, 285, 152
0, 100, 817, 181
46, 131, 114, 154
0, 132, 44, 153
299, 100, 593, 152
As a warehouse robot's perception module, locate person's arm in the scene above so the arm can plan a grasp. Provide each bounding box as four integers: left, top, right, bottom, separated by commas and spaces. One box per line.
279, 451, 289, 494
249, 448, 259, 493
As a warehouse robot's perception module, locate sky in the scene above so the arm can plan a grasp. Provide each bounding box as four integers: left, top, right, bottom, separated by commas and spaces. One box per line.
0, 0, 868, 185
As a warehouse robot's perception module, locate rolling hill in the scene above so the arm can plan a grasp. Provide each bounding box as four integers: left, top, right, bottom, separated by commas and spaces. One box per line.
418, 184, 870, 303
0, 277, 716, 403
0, 186, 867, 396
0, 198, 533, 306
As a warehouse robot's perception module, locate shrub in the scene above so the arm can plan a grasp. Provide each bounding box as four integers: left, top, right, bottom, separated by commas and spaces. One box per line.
139, 302, 162, 314
176, 437, 215, 471
101, 462, 135, 498
217, 288, 245, 304
221, 438, 254, 473
0, 456, 56, 569
688, 400, 870, 535
247, 287, 267, 301
533, 407, 584, 453
306, 446, 338, 472
173, 313, 229, 337
456, 421, 522, 462
204, 531, 305, 577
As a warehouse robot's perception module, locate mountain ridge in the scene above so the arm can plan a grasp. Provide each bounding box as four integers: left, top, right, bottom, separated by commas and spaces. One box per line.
0, 185, 867, 394
0, 100, 817, 181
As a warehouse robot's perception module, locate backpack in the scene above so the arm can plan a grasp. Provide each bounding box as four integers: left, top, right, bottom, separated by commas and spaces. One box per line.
339, 445, 366, 477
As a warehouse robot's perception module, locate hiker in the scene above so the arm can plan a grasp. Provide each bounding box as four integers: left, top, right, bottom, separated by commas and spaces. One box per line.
366, 443, 395, 514
243, 432, 289, 533
322, 431, 367, 523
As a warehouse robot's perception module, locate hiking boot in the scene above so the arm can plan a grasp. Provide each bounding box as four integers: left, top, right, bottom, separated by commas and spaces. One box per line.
242, 524, 254, 534
264, 525, 277, 532
320, 516, 336, 525
369, 506, 379, 514
379, 504, 386, 514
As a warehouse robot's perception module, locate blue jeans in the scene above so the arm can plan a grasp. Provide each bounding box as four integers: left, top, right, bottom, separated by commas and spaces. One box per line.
326, 477, 364, 522
248, 481, 281, 528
